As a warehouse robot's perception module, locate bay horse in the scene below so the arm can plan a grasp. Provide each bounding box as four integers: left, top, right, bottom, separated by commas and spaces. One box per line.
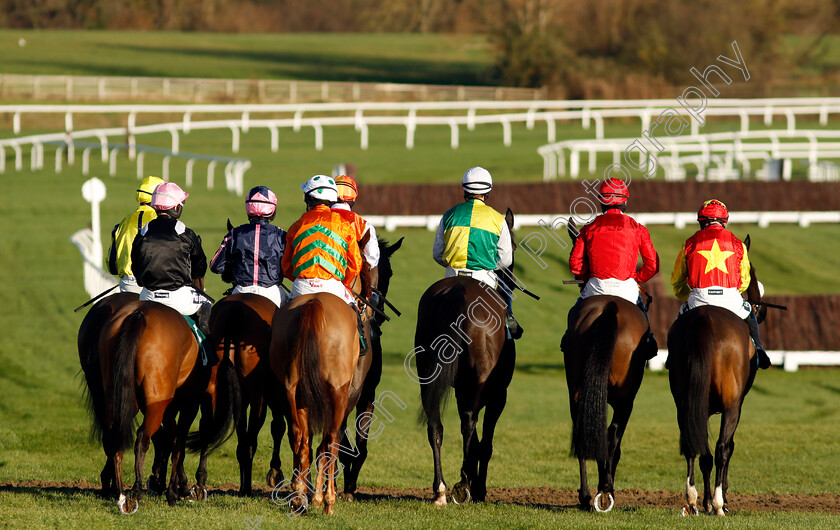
561, 220, 657, 512
337, 237, 403, 501
562, 295, 654, 511
667, 235, 766, 516
84, 299, 240, 512
209, 292, 286, 496
415, 209, 517, 506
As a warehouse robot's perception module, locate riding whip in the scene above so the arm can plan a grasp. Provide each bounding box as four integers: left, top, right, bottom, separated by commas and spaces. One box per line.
74, 284, 119, 313
351, 291, 390, 321
372, 288, 401, 316
749, 300, 788, 311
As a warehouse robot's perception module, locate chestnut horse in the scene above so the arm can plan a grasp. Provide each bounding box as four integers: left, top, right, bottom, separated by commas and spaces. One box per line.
83, 299, 240, 512
415, 209, 517, 506
562, 295, 654, 511
667, 236, 766, 516
268, 291, 365, 515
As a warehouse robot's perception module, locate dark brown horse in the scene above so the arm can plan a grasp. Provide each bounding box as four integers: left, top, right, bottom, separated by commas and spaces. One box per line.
337, 237, 403, 500
208, 292, 286, 495
562, 295, 654, 511
667, 236, 766, 516
268, 288, 369, 515
414, 209, 517, 506
82, 299, 240, 512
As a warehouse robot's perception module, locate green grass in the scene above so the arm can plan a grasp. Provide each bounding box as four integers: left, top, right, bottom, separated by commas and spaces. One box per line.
0, 30, 494, 85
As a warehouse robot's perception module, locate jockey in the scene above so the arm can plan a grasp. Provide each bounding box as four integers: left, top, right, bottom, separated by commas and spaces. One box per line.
106, 175, 164, 293
565, 178, 659, 354
433, 166, 522, 339
210, 186, 288, 308
131, 182, 211, 336
282, 175, 367, 351
332, 175, 380, 270
671, 199, 770, 369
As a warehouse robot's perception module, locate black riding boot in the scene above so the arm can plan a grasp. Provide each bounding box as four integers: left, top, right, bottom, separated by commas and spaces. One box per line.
746, 314, 771, 369
499, 286, 523, 340
355, 306, 368, 357
190, 302, 216, 367
636, 297, 658, 360
193, 302, 211, 337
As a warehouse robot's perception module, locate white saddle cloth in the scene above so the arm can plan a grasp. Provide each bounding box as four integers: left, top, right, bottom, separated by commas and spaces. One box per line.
233, 284, 287, 308
581, 277, 639, 305
445, 267, 498, 289
290, 278, 355, 306
682, 287, 751, 319
140, 285, 204, 315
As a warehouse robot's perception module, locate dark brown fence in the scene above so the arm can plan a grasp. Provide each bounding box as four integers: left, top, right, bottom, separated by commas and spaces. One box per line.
355, 181, 840, 216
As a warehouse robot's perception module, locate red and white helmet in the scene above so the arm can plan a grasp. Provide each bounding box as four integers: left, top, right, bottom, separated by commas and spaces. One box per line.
151, 182, 188, 212
599, 178, 629, 206
698, 199, 729, 224
245, 186, 277, 218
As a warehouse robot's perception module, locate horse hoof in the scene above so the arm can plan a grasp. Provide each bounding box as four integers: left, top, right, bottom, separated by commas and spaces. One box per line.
681, 504, 699, 516
188, 486, 209, 502
266, 468, 284, 488
117, 494, 139, 515
451, 483, 471, 505
338, 492, 354, 502
433, 495, 447, 507
593, 492, 614, 513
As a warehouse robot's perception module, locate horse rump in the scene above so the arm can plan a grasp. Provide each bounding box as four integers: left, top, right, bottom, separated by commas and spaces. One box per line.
415, 281, 468, 425
571, 301, 618, 461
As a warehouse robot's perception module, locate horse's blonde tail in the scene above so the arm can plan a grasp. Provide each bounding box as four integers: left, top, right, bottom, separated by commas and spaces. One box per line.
572, 301, 618, 461
295, 299, 330, 432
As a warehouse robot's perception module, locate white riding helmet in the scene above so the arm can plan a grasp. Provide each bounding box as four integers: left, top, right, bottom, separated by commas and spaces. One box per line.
462, 166, 493, 195
301, 175, 338, 202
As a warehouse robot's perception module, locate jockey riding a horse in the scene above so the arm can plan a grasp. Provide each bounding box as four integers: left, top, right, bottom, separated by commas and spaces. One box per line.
210, 185, 288, 308
107, 175, 164, 293
670, 199, 770, 369
130, 182, 213, 345
282, 175, 367, 353
563, 178, 659, 355
333, 175, 379, 272
432, 166, 522, 339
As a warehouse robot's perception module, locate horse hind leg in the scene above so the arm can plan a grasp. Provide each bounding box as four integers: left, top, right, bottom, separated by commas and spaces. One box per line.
473, 387, 508, 502
713, 408, 742, 516
451, 387, 481, 505
425, 409, 447, 506
699, 451, 714, 514
595, 403, 633, 512
266, 400, 287, 489
682, 456, 700, 516
131, 424, 151, 501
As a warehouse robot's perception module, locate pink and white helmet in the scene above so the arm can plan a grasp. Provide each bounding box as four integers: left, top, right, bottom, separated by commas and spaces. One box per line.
150, 182, 189, 211
245, 186, 277, 218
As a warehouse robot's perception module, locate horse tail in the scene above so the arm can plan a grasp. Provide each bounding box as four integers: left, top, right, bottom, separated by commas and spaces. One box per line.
295, 299, 330, 433
186, 354, 241, 454
572, 301, 618, 461
79, 303, 114, 443
110, 309, 145, 452
678, 314, 712, 457
417, 284, 467, 425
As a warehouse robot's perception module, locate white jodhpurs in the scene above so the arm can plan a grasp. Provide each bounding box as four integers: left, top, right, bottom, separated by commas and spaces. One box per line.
119, 275, 142, 294
681, 287, 751, 319
140, 285, 204, 315
290, 278, 355, 306
581, 277, 639, 305
233, 284, 287, 308
445, 267, 498, 289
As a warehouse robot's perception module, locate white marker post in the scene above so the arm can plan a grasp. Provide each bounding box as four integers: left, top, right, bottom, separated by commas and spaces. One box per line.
81, 177, 107, 265
71, 177, 116, 297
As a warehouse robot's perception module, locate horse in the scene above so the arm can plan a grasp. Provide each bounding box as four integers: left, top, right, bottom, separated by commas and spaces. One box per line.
560, 221, 657, 512
414, 209, 517, 506
667, 235, 766, 516
562, 296, 653, 511
336, 237, 403, 500
268, 258, 376, 515
83, 299, 240, 513
208, 292, 285, 496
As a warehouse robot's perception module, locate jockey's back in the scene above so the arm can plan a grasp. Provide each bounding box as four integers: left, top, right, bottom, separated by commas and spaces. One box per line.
132, 215, 206, 291
211, 218, 286, 287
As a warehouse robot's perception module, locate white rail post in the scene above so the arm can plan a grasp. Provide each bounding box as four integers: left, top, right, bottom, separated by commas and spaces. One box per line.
162, 155, 171, 182
207, 160, 216, 190
313, 123, 323, 151
268, 125, 279, 152
230, 124, 240, 153
54, 146, 63, 173
136, 152, 144, 179
109, 148, 119, 176
449, 119, 459, 149
185, 158, 196, 187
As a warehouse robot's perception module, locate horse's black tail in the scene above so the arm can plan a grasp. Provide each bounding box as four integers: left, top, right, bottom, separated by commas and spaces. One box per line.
110, 310, 145, 452
79, 303, 114, 443
186, 353, 241, 454
678, 314, 712, 457
572, 301, 618, 461
295, 299, 330, 433
416, 284, 467, 426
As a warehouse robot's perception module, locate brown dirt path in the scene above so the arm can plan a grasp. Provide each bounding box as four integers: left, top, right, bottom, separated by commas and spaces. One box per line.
2, 480, 838, 513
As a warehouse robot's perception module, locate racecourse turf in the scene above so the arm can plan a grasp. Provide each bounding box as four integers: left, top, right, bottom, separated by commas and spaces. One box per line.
1, 147, 839, 527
